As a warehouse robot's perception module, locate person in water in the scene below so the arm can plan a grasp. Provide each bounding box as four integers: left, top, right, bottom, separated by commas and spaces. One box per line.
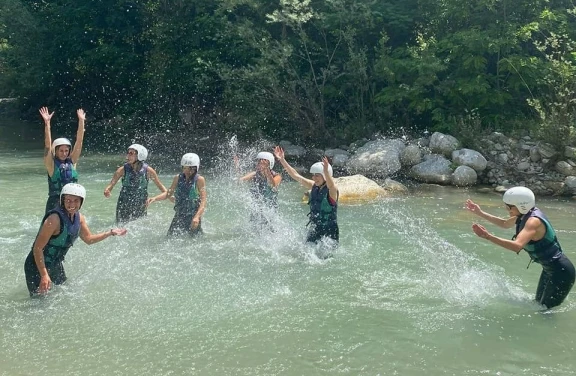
104, 144, 166, 224
236, 151, 282, 228
274, 146, 339, 244
147, 153, 207, 236
41, 106, 86, 214
24, 183, 127, 296
467, 186, 575, 309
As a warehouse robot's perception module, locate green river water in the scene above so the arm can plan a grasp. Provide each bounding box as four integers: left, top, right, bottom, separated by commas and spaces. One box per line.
1, 118, 576, 375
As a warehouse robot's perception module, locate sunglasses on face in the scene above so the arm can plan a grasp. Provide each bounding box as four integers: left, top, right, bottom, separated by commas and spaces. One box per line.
127, 150, 137, 155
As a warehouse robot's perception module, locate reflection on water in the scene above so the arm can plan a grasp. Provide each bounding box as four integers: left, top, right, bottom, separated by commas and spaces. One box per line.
1, 118, 576, 375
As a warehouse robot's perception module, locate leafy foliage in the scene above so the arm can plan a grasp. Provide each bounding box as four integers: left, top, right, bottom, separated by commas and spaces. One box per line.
1, 0, 575, 148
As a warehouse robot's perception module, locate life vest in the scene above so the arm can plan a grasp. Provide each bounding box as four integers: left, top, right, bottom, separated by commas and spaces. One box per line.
308, 184, 337, 227
39, 206, 81, 265
515, 207, 563, 265
250, 170, 278, 207
47, 157, 78, 197
174, 173, 200, 215
121, 162, 149, 191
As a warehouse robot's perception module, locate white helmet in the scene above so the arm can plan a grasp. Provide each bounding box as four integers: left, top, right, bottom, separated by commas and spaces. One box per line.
503, 186, 535, 214
181, 153, 200, 170
128, 144, 148, 161
52, 138, 72, 152
310, 162, 333, 180
256, 151, 275, 169
60, 183, 86, 209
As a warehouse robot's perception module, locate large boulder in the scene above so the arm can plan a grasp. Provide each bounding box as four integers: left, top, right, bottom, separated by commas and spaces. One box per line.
451, 148, 488, 171
452, 165, 478, 186
410, 154, 453, 184
429, 132, 460, 157
332, 175, 392, 202
400, 144, 423, 167
556, 161, 576, 176
325, 148, 350, 168
346, 139, 405, 177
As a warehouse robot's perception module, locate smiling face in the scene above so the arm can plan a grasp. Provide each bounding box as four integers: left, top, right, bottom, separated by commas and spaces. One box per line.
55, 145, 70, 161
62, 194, 82, 214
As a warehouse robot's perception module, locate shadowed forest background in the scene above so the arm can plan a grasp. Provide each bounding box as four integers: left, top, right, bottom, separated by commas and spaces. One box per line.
1, 0, 575, 152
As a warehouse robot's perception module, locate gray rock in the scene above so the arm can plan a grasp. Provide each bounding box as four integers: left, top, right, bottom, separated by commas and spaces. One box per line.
410, 154, 453, 184
332, 153, 350, 168
497, 153, 509, 164
529, 147, 541, 162
565, 146, 576, 159
283, 144, 306, 158
451, 148, 488, 171
556, 161, 576, 176
517, 161, 531, 171
452, 165, 478, 186
537, 143, 558, 159
565, 176, 576, 193
346, 139, 405, 176
400, 144, 422, 167
324, 149, 350, 158
429, 132, 460, 157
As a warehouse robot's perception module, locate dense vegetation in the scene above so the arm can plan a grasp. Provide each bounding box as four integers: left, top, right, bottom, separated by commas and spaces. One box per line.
1, 0, 575, 149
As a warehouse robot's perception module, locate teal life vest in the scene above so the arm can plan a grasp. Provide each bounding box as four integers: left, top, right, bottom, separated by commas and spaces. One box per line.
47, 157, 78, 197
250, 170, 278, 207
174, 173, 200, 215
121, 162, 149, 191
308, 184, 338, 227
515, 207, 563, 265
38, 206, 80, 265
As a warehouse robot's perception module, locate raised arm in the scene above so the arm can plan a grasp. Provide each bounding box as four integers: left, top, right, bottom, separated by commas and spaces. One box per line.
104, 166, 125, 198
70, 109, 86, 164
79, 213, 127, 245
465, 199, 517, 229
322, 156, 338, 201
147, 167, 167, 193
40, 107, 55, 176
273, 146, 314, 189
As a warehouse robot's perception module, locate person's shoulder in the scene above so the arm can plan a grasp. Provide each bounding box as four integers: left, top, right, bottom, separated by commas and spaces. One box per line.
43, 212, 62, 227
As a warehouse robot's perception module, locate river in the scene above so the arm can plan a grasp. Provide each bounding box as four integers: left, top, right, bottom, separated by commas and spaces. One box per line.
1, 117, 575, 375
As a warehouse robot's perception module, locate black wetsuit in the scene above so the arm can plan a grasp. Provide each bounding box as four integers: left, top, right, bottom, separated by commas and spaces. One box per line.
516, 207, 575, 308
249, 170, 279, 228
24, 206, 80, 296
306, 184, 339, 243
116, 162, 148, 224
168, 173, 202, 236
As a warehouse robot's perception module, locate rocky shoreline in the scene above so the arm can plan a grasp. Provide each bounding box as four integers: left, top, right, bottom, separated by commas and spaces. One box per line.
278, 132, 576, 197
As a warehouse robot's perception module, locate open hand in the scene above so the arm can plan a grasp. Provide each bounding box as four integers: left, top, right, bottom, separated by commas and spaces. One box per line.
77, 109, 86, 122
472, 223, 490, 239
111, 228, 128, 236
465, 199, 481, 213
273, 146, 284, 161
39, 107, 54, 123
